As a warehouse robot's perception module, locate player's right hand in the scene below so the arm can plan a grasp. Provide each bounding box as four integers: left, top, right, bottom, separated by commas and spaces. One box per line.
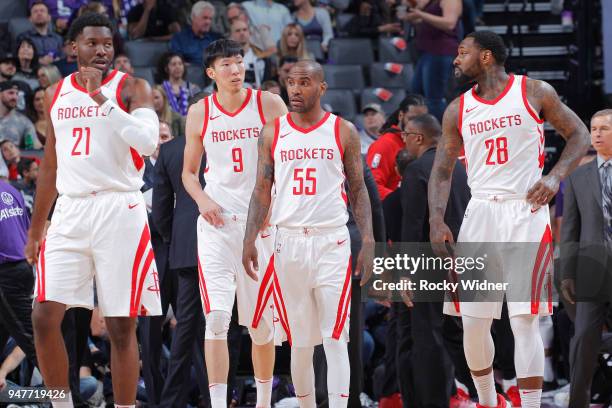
242, 241, 259, 281
24, 238, 40, 265
560, 278, 576, 305
430, 219, 455, 258
198, 198, 224, 228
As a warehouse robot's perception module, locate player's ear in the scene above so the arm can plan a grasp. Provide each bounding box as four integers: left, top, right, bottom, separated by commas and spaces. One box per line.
206, 66, 215, 80
320, 80, 327, 96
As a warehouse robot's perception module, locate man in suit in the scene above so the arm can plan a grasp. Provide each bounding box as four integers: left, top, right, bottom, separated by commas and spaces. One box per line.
399, 113, 473, 407
561, 108, 612, 407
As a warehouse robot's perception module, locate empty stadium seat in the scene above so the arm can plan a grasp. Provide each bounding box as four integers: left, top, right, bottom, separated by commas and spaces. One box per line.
0, 2, 27, 23
186, 64, 206, 88
323, 65, 364, 90
321, 89, 356, 120
360, 87, 407, 115
9, 18, 33, 49
133, 67, 155, 85
125, 41, 169, 67
378, 37, 413, 63
369, 63, 414, 90
335, 13, 355, 37
328, 38, 374, 65
306, 38, 325, 61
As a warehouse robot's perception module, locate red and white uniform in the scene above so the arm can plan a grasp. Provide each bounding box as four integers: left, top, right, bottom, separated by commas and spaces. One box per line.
197, 89, 276, 335
36, 70, 162, 317
445, 74, 553, 319
270, 112, 351, 347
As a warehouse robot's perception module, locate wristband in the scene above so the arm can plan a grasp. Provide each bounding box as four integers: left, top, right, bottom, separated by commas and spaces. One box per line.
89, 88, 102, 97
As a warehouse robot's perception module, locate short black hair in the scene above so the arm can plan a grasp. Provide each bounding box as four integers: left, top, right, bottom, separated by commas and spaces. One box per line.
407, 113, 442, 141
204, 39, 244, 68
380, 94, 426, 131
17, 158, 35, 177
29, 0, 49, 14
67, 12, 115, 42
465, 31, 508, 66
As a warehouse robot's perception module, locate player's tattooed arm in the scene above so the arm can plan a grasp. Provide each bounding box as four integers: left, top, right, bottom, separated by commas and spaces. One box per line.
428, 97, 462, 254
525, 79, 590, 207
242, 122, 276, 281
25, 85, 60, 265
341, 119, 375, 285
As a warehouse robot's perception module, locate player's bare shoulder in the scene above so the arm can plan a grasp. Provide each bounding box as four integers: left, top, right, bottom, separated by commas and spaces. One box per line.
338, 116, 359, 147
259, 90, 288, 121
443, 96, 462, 125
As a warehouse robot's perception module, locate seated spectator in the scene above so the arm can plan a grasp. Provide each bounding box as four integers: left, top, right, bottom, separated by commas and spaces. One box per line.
360, 103, 386, 154
170, 1, 223, 66
277, 56, 297, 103
26, 88, 47, 145
36, 64, 61, 88
152, 85, 186, 138
156, 53, 201, 116
292, 0, 334, 52
0, 54, 32, 113
242, 0, 292, 44
18, 1, 64, 65
261, 79, 281, 95
226, 3, 277, 57
13, 39, 40, 91
54, 38, 78, 77
114, 53, 134, 75
229, 20, 274, 89
12, 157, 38, 213
29, 0, 115, 34
127, 0, 181, 41
0, 141, 40, 181
278, 23, 313, 61
346, 0, 402, 38
76, 1, 125, 55
0, 82, 39, 149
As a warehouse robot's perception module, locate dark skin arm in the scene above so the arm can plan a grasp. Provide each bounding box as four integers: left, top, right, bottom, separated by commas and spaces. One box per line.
340, 119, 375, 285
242, 122, 276, 281
524, 78, 590, 207
24, 85, 59, 264
428, 97, 462, 256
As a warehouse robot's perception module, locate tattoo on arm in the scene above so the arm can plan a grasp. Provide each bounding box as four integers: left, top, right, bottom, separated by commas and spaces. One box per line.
529, 79, 590, 179
428, 98, 463, 222
244, 124, 275, 242
343, 121, 374, 240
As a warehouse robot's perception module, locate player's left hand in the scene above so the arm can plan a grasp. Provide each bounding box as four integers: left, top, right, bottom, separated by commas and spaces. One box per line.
526, 174, 560, 210
242, 241, 259, 281
357, 238, 375, 286
80, 66, 103, 94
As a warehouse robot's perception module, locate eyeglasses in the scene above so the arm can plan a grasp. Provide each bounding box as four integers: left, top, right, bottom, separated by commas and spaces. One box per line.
400, 131, 423, 139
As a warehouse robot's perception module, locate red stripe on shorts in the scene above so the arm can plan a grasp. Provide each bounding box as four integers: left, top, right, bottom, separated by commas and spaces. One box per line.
333, 256, 352, 339
272, 273, 292, 346
133, 248, 155, 316
130, 225, 151, 316
36, 239, 47, 302
252, 254, 275, 328
531, 225, 553, 314
198, 256, 211, 313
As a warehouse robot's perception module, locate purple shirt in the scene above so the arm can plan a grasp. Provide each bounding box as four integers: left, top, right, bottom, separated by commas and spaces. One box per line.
415, 0, 459, 56
0, 181, 30, 264
29, 0, 114, 20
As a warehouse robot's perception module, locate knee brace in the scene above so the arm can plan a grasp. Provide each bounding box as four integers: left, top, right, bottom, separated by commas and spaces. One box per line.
510, 315, 544, 378
462, 315, 495, 372
248, 323, 273, 346
205, 310, 231, 340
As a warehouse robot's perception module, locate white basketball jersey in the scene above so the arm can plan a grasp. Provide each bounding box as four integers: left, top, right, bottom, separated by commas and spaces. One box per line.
459, 74, 545, 195
270, 112, 348, 228
50, 70, 146, 197
201, 88, 266, 216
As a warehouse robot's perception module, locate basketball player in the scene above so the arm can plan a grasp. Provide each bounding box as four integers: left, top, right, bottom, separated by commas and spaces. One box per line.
182, 39, 287, 408
428, 31, 590, 408
23, 13, 161, 408
242, 60, 375, 408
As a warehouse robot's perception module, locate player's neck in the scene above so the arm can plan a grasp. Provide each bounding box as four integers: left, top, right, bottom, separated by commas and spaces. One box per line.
290, 106, 326, 127
168, 77, 183, 86
215, 87, 247, 112
475, 69, 509, 97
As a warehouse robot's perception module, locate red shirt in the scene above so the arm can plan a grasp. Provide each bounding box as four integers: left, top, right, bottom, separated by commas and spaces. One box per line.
366, 126, 404, 201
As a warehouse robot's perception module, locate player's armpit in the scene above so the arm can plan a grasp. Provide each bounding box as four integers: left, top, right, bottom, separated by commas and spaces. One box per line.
261, 91, 288, 123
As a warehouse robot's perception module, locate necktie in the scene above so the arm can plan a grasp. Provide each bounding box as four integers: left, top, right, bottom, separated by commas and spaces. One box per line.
602, 161, 612, 247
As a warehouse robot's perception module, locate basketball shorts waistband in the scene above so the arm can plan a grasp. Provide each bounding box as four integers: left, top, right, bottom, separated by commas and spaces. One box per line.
276, 225, 347, 236
471, 193, 528, 202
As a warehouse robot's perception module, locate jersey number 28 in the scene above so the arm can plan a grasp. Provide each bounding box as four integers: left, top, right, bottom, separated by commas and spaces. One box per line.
484, 136, 508, 165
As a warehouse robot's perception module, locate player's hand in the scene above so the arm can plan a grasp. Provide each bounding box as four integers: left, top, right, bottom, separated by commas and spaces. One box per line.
399, 278, 414, 308
526, 174, 560, 210
198, 197, 224, 228
80, 66, 103, 94
0, 375, 6, 392
430, 218, 455, 258
242, 241, 259, 281
24, 237, 40, 265
560, 278, 576, 305
357, 238, 375, 286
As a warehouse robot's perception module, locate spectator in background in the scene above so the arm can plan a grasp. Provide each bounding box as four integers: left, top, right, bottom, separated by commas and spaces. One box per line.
360, 103, 386, 154
13, 158, 39, 213
156, 53, 201, 117
383, 149, 414, 243
229, 19, 273, 89
400, 0, 462, 121
292, 0, 334, 52
54, 39, 78, 77
261, 79, 281, 95
277, 56, 297, 103
367, 94, 427, 201
242, 0, 292, 44
26, 88, 47, 145
114, 53, 134, 75
0, 54, 32, 113
0, 82, 38, 149
278, 24, 313, 61
18, 1, 64, 65
13, 39, 40, 91
36, 64, 61, 89
226, 3, 277, 58
0, 141, 40, 181
152, 85, 186, 138
127, 0, 181, 41
170, 1, 223, 66
346, 0, 402, 38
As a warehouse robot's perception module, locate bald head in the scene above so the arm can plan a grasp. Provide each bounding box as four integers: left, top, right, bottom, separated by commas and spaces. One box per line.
286, 60, 327, 113
289, 60, 324, 82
